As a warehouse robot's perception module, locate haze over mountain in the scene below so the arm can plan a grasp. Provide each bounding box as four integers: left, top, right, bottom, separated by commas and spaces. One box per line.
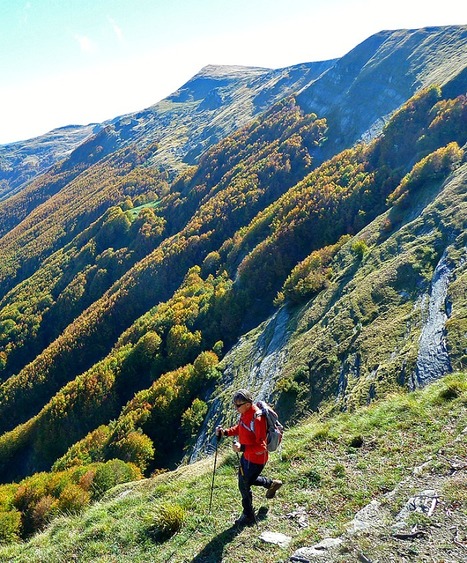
0, 25, 465, 557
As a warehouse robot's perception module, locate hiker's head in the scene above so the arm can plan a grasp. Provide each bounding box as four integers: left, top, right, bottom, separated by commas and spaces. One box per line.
233, 389, 253, 410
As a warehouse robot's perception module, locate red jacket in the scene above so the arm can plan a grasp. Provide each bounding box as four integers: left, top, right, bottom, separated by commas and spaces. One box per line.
225, 403, 268, 464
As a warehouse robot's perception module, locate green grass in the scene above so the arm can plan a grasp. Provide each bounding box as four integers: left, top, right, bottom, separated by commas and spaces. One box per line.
126, 201, 161, 219
1, 372, 466, 562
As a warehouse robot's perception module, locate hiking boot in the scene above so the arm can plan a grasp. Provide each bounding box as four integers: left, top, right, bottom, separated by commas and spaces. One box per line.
266, 479, 283, 499
234, 513, 255, 527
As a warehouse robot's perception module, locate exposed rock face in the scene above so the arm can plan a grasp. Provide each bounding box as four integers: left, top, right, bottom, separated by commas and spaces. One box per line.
242, 308, 291, 399
413, 253, 453, 388
190, 308, 291, 461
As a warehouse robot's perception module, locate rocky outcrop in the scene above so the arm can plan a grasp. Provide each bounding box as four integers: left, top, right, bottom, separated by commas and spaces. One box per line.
413, 252, 453, 388
190, 308, 291, 461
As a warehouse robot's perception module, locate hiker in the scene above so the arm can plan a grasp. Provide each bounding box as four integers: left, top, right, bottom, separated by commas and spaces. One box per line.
216, 389, 283, 526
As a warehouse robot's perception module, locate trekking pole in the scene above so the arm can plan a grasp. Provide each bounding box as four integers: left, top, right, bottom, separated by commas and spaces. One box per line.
208, 433, 220, 512
235, 451, 244, 479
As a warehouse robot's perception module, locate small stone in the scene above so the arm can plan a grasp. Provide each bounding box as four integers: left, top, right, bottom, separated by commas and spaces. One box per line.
291, 537, 343, 558
346, 499, 384, 533
259, 531, 292, 547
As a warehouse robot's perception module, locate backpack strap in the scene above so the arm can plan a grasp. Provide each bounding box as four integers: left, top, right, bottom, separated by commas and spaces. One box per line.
240, 419, 255, 433
240, 404, 262, 433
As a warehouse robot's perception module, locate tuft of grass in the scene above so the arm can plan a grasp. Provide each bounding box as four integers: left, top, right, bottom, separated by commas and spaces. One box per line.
431, 377, 467, 404
442, 473, 467, 504
144, 502, 185, 543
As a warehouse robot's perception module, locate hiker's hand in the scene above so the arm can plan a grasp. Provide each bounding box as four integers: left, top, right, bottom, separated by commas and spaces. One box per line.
232, 441, 241, 453
215, 426, 223, 438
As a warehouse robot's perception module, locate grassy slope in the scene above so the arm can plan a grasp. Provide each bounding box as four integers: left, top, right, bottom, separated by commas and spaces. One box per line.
281, 160, 467, 409
0, 372, 465, 562
0, 99, 464, 485
197, 158, 467, 432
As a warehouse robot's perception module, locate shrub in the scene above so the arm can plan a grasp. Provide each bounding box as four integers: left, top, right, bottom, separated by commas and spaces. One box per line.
111, 431, 155, 472
13, 479, 47, 513
166, 325, 202, 368
0, 485, 16, 511
351, 239, 368, 259
78, 469, 96, 492
277, 376, 301, 395
57, 484, 90, 514
147, 502, 185, 543
91, 459, 142, 499
193, 350, 219, 380
31, 495, 58, 530
0, 509, 21, 543
181, 398, 208, 438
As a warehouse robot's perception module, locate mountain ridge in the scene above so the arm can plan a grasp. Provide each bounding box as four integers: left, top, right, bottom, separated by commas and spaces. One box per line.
1, 25, 464, 205
297, 25, 467, 154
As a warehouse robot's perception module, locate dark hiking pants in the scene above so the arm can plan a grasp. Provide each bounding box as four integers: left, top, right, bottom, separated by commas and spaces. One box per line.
238, 455, 271, 518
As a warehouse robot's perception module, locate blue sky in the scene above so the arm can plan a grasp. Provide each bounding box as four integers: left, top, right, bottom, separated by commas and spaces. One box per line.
0, 0, 465, 144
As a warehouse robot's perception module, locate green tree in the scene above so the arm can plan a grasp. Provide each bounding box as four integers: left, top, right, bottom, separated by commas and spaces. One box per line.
166, 325, 202, 368
181, 398, 208, 439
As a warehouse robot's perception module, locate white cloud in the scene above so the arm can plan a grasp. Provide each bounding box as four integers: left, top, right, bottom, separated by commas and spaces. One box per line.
108, 17, 124, 43
73, 33, 97, 54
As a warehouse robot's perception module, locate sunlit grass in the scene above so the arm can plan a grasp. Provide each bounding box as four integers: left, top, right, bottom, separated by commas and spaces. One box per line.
0, 372, 465, 562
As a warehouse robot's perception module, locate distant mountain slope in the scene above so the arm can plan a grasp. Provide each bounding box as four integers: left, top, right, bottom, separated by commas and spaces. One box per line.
0, 60, 335, 206
297, 25, 467, 157
0, 124, 98, 201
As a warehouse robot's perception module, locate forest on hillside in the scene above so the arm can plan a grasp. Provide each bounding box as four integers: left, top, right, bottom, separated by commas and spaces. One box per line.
0, 60, 465, 543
